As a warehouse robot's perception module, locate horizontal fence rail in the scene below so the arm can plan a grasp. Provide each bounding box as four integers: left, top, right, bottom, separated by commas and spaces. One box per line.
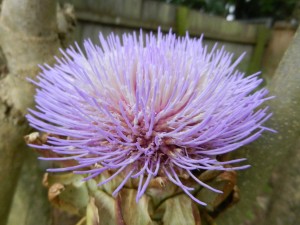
59, 0, 271, 73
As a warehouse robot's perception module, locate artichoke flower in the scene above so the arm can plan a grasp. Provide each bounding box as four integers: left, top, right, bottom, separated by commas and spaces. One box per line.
26, 29, 273, 225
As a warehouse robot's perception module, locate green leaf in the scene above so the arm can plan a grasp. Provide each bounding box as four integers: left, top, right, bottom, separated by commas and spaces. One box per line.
86, 197, 99, 225
156, 194, 201, 225
117, 189, 156, 225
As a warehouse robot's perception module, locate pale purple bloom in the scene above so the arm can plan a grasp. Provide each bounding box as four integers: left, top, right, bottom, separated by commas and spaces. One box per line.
27, 30, 272, 205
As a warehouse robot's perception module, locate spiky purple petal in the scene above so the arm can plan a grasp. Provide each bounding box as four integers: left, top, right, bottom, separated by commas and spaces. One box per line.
27, 29, 272, 205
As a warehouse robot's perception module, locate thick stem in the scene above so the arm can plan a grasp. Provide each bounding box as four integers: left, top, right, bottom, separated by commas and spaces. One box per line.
216, 26, 300, 225
0, 0, 60, 224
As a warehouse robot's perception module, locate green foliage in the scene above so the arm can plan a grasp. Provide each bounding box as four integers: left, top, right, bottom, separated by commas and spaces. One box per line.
160, 0, 232, 16
158, 0, 299, 20
235, 0, 299, 20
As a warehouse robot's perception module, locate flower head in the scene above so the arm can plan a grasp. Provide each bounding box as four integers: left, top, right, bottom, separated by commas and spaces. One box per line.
27, 30, 272, 205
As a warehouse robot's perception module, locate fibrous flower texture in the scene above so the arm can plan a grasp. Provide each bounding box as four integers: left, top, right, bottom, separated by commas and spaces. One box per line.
27, 30, 272, 205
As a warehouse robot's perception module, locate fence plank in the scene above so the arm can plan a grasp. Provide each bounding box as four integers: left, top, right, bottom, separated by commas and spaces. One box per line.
247, 25, 271, 74
60, 0, 261, 45
187, 9, 258, 44
58, 0, 271, 73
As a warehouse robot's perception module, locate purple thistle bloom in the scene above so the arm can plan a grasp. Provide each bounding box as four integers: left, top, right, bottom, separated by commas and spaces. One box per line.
27, 29, 272, 205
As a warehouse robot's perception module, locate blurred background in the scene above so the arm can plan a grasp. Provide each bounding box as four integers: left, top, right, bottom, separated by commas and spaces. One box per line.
59, 0, 300, 82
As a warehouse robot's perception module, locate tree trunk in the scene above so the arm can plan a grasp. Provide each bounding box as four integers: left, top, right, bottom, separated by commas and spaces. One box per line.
253, 139, 300, 225
216, 26, 300, 225
0, 0, 60, 224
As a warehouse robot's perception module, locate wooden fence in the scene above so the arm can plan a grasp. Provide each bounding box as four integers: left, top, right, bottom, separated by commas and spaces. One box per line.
59, 0, 271, 74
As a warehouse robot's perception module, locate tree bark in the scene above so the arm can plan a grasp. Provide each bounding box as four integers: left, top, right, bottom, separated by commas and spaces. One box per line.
216, 26, 300, 225
0, 0, 60, 224
253, 139, 300, 225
